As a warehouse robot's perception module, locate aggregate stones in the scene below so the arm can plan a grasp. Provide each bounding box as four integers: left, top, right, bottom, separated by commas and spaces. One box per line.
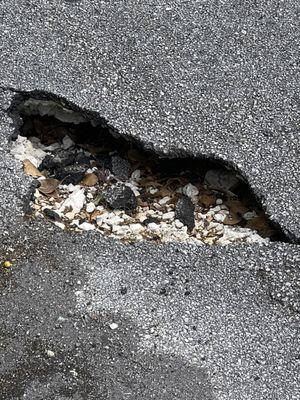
9, 105, 282, 246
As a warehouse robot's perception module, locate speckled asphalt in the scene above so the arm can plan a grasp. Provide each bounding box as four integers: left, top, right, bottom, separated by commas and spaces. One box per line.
0, 1, 299, 399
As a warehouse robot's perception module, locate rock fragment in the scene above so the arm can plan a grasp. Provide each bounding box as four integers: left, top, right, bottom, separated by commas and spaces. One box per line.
182, 183, 199, 198
103, 183, 137, 211
60, 187, 85, 214
175, 196, 195, 230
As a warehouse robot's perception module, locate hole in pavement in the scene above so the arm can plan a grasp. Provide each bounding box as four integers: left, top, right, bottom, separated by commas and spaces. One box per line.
9, 96, 288, 245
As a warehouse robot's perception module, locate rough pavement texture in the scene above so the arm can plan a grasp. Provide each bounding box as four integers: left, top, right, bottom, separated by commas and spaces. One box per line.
0, 1, 299, 399
0, 0, 299, 240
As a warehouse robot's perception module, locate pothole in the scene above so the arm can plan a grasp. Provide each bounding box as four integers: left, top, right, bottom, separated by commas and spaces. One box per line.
9, 96, 287, 246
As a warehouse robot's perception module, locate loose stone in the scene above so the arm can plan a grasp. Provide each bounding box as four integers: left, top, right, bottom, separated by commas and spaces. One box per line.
175, 196, 195, 230
86, 202, 95, 213
103, 183, 137, 211
78, 222, 95, 231
182, 183, 199, 198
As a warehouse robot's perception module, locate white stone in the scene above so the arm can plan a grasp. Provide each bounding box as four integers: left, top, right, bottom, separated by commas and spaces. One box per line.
86, 202, 95, 213
182, 183, 199, 198
62, 135, 75, 149
46, 350, 55, 357
207, 222, 219, 230
11, 135, 47, 166
129, 223, 144, 233
137, 213, 147, 223
109, 323, 118, 330
149, 187, 158, 194
66, 183, 78, 192
214, 213, 226, 223
206, 210, 215, 217
148, 223, 160, 232
125, 182, 140, 196
175, 219, 184, 228
78, 222, 95, 231
54, 222, 65, 230
112, 225, 129, 234
105, 215, 124, 226
162, 211, 175, 220
210, 205, 221, 213
59, 187, 85, 214
159, 196, 171, 205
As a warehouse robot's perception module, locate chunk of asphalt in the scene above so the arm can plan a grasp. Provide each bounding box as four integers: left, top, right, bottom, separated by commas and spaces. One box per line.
109, 155, 131, 181
54, 169, 85, 185
175, 195, 195, 230
103, 183, 137, 211
38, 154, 58, 172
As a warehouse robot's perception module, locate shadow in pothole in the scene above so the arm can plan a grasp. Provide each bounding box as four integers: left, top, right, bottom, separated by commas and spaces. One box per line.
8, 92, 290, 245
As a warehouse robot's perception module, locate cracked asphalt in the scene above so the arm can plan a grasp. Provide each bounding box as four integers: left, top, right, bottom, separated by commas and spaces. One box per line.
0, 1, 299, 399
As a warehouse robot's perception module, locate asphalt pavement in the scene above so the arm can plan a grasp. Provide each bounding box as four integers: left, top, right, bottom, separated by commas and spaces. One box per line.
0, 1, 299, 399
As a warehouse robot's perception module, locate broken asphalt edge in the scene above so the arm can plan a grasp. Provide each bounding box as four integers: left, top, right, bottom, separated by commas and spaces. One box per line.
1, 85, 298, 245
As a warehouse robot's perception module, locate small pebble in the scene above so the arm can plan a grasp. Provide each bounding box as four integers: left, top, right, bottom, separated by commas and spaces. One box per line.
78, 222, 95, 231
159, 196, 171, 205
46, 350, 55, 358
182, 183, 199, 198
175, 219, 184, 228
148, 223, 160, 232
109, 323, 118, 330
162, 211, 175, 220
54, 222, 65, 230
86, 202, 95, 213
130, 223, 144, 233
214, 213, 226, 223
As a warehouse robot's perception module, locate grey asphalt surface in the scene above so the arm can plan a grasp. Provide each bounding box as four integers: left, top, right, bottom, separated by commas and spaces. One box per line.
0, 1, 299, 399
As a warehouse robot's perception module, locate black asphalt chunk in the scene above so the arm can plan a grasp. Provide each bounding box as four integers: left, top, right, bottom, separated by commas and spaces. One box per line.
175, 195, 195, 230
103, 183, 137, 211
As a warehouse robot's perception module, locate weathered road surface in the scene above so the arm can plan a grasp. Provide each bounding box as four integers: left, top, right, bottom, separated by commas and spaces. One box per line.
0, 1, 299, 399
